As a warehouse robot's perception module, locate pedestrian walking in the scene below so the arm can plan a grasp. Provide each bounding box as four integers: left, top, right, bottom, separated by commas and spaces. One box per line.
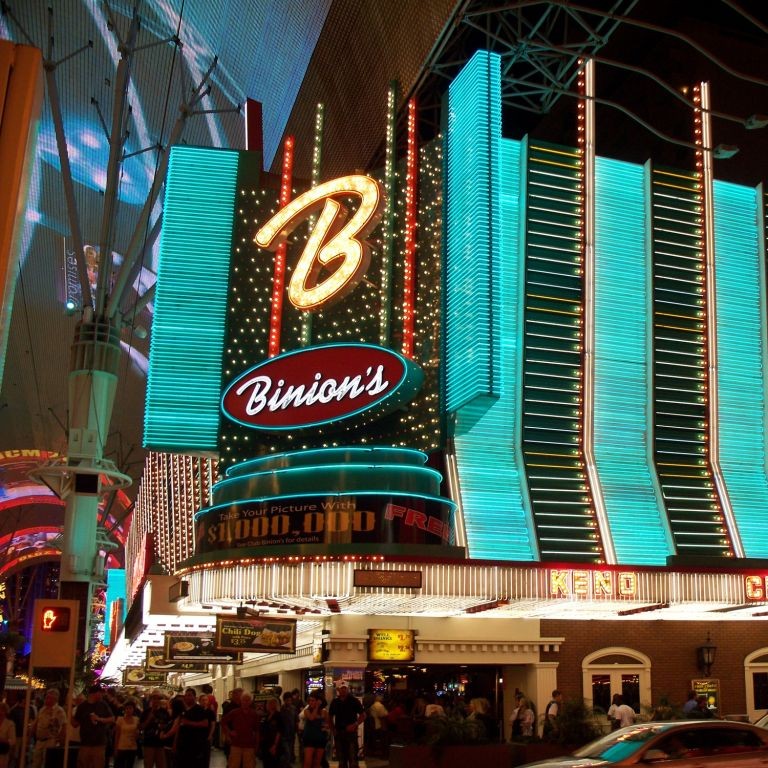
220, 692, 260, 768
328, 685, 364, 768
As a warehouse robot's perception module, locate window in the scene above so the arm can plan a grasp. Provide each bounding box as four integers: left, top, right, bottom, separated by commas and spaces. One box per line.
582, 647, 651, 718
744, 649, 768, 720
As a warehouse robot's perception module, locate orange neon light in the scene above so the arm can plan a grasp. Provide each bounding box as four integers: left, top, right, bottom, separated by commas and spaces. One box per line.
255, 175, 385, 312
268, 136, 294, 357
402, 98, 418, 358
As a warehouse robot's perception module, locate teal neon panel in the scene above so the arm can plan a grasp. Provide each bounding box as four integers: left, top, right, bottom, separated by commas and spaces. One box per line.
522, 141, 598, 562
144, 146, 239, 452
453, 138, 537, 561
713, 181, 768, 556
650, 167, 727, 556
594, 157, 670, 564
444, 49, 500, 412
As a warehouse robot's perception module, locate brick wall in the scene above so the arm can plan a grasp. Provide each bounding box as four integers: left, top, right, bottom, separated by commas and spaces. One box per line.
540, 619, 768, 717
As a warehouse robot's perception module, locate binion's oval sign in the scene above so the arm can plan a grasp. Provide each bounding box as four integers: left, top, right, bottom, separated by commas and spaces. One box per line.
221, 343, 423, 430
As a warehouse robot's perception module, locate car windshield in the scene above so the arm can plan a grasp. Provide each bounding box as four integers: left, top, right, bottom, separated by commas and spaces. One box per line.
574, 724, 667, 761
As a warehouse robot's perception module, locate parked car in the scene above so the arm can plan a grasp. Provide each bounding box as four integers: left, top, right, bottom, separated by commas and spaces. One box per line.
517, 720, 768, 766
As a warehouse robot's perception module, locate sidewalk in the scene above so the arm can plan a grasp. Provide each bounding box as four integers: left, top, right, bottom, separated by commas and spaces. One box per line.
198, 746, 389, 768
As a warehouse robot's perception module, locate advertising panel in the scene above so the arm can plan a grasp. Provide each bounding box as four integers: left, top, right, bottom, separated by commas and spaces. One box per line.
163, 631, 242, 663
367, 629, 416, 662
123, 666, 167, 686
215, 615, 296, 654
196, 495, 455, 554
691, 678, 720, 714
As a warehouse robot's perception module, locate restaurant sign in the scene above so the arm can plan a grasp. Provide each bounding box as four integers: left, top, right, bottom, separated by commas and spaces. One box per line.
123, 666, 167, 686
215, 615, 296, 654
368, 629, 415, 662
221, 343, 423, 431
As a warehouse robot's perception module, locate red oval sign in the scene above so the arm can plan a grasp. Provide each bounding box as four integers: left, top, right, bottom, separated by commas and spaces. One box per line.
221, 344, 422, 430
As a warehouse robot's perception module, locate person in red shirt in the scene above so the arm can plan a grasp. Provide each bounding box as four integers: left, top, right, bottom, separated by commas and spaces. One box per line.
220, 693, 260, 768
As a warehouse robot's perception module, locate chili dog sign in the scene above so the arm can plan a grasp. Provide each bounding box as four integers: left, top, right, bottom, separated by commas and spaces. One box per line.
221, 343, 423, 430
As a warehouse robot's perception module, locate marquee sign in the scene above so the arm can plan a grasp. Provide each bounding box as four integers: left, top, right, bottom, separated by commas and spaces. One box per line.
744, 575, 768, 601
221, 343, 423, 430
255, 174, 385, 311
549, 569, 638, 598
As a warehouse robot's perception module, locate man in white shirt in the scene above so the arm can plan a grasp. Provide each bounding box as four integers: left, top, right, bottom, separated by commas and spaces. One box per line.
613, 695, 636, 728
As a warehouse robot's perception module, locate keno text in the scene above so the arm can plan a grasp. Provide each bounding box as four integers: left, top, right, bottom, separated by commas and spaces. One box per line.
549, 569, 638, 598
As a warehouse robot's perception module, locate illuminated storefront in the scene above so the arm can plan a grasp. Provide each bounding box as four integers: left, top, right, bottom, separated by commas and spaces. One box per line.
105, 48, 768, 725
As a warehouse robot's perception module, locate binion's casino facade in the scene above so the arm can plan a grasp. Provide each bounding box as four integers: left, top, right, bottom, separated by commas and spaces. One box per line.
143, 51, 768, 719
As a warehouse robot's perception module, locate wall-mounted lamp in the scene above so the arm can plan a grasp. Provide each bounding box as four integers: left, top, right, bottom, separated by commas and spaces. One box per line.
697, 632, 717, 676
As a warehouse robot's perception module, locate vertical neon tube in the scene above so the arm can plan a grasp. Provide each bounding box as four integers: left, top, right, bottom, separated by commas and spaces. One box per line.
269, 135, 294, 358
300, 104, 324, 347
402, 97, 418, 358
696, 82, 742, 557
380, 82, 398, 346
580, 59, 613, 563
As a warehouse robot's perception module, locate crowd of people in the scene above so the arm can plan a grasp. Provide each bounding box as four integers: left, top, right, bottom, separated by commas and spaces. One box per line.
0, 683, 511, 768
0, 680, 727, 768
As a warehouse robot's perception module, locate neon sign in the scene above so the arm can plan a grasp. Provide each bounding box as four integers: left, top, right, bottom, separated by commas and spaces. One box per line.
549, 569, 638, 598
221, 343, 423, 430
254, 174, 384, 311
745, 575, 768, 601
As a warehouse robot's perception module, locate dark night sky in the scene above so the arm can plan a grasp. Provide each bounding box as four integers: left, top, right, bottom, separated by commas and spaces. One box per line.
501, 0, 768, 185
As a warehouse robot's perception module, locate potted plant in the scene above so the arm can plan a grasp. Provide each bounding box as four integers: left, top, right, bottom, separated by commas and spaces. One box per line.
389, 713, 517, 768
507, 699, 601, 765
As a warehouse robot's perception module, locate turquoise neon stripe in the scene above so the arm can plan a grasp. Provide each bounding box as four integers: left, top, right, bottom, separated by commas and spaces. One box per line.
713, 180, 768, 556
453, 138, 537, 561
594, 156, 670, 564
144, 146, 239, 452
444, 49, 500, 412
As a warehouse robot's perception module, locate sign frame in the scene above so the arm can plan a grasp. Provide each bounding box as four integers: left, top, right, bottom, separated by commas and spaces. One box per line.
215, 615, 297, 654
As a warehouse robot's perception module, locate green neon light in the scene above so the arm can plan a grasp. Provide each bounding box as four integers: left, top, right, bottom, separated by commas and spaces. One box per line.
226, 446, 427, 477
522, 141, 597, 562
445, 52, 537, 561
212, 462, 444, 505
714, 180, 768, 556
444, 50, 500, 413
144, 146, 239, 452
379, 81, 398, 346
651, 166, 727, 556
593, 156, 670, 564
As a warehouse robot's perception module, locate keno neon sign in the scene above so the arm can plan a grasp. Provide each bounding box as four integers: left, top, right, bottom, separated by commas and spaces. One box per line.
255, 174, 384, 311
221, 343, 423, 430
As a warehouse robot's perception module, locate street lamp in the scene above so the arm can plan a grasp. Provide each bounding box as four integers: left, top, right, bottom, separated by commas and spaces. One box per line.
697, 632, 717, 677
